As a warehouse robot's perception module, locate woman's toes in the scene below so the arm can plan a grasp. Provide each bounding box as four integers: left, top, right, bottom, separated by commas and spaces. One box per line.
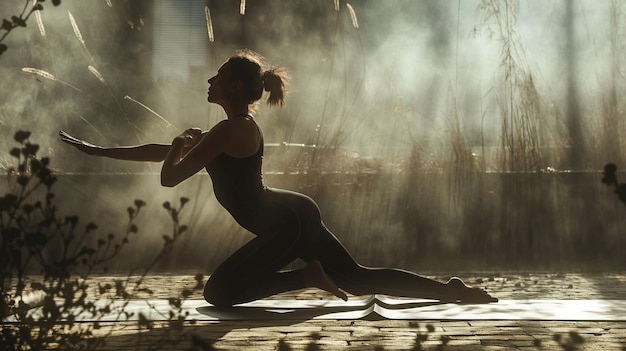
335, 289, 348, 301
444, 277, 497, 303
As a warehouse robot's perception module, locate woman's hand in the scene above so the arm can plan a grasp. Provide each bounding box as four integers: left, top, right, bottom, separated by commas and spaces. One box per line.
59, 130, 101, 156
176, 128, 204, 149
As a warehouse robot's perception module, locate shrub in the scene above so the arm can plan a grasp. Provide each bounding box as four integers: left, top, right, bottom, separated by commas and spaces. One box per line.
1, 130, 199, 350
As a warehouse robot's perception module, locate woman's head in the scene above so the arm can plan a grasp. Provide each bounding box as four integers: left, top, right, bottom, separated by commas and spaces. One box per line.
208, 50, 288, 109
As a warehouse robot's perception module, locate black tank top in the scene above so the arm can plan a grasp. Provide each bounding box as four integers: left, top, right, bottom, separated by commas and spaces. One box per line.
205, 118, 266, 230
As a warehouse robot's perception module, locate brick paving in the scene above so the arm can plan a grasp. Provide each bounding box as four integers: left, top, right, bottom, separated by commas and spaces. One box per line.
86, 272, 626, 350
5, 272, 626, 350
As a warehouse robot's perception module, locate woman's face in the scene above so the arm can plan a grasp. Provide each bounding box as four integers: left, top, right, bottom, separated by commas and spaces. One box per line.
207, 63, 232, 105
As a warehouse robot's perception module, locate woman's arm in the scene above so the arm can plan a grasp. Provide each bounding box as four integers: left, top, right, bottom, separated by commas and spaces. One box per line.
60, 130, 179, 162
97, 144, 171, 162
161, 125, 226, 187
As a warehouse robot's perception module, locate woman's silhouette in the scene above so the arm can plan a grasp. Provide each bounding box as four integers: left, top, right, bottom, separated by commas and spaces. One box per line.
61, 50, 497, 307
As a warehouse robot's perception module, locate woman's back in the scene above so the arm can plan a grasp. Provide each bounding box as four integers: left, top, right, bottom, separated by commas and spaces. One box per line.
205, 117, 266, 230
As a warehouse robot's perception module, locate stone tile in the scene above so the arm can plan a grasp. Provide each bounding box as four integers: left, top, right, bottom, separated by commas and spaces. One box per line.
7, 273, 626, 350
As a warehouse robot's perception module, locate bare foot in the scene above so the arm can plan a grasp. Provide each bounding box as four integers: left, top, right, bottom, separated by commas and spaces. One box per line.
444, 277, 498, 303
303, 260, 348, 301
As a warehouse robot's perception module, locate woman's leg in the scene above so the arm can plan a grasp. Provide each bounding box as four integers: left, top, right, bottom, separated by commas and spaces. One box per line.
310, 224, 449, 299
280, 191, 497, 302
311, 225, 496, 302
205, 187, 495, 306
204, 189, 317, 307
203, 231, 306, 307
255, 188, 452, 300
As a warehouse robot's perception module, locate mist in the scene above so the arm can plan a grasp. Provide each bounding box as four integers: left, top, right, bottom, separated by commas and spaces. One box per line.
1, 0, 625, 272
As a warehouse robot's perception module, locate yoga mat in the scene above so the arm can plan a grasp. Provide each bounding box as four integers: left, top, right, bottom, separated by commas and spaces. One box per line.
195, 297, 626, 321
9, 296, 624, 322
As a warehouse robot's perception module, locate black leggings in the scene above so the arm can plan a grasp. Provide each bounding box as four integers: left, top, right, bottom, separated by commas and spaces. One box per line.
203, 188, 447, 307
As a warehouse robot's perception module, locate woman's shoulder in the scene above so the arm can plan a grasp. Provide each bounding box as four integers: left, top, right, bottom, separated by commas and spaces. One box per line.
213, 117, 255, 127
208, 119, 237, 134
206, 118, 259, 146
216, 118, 257, 133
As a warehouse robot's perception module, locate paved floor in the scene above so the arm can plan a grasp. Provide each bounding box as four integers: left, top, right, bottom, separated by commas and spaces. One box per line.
99, 319, 626, 350
7, 272, 626, 350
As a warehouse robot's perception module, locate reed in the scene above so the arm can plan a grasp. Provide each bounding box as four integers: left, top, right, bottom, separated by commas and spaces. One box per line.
22, 66, 101, 102
124, 95, 179, 132
21, 65, 141, 139
602, 0, 625, 165
204, 6, 214, 43
34, 8, 45, 37
476, 0, 546, 172
24, 5, 152, 143
67, 10, 97, 63
68, 11, 85, 47
72, 111, 106, 140
21, 67, 55, 81
346, 3, 359, 29
306, 0, 366, 171
88, 65, 105, 83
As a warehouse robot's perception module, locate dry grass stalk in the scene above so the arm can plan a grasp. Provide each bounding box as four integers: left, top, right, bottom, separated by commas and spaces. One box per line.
88, 65, 105, 83
334, 0, 340, 12
22, 67, 56, 81
105, 0, 112, 7
123, 95, 178, 131
35, 9, 45, 37
72, 112, 106, 140
205, 6, 214, 43
346, 3, 359, 28
22, 68, 94, 102
68, 12, 85, 47
240, 0, 246, 15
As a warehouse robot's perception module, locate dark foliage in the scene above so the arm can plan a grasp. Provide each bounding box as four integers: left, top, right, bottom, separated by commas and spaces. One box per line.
0, 0, 62, 57
1, 130, 202, 350
602, 163, 626, 205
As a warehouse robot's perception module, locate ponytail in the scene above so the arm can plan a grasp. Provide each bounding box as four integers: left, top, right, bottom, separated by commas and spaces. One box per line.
262, 68, 288, 107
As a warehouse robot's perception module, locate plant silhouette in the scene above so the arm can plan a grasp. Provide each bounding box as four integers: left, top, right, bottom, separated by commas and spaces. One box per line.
1, 130, 201, 350
602, 163, 626, 205
0, 0, 62, 57
553, 331, 585, 351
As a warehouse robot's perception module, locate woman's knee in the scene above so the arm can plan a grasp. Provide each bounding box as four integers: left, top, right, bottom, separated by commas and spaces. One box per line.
203, 276, 236, 308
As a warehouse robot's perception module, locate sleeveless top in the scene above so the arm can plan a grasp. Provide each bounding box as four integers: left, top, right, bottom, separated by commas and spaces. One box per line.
205, 118, 266, 231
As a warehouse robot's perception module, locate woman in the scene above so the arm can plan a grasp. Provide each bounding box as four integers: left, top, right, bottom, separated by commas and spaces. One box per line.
61, 50, 497, 307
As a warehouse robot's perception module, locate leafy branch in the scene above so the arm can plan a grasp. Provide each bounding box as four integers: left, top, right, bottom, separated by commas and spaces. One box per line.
602, 163, 626, 205
1, 130, 202, 350
0, 0, 62, 57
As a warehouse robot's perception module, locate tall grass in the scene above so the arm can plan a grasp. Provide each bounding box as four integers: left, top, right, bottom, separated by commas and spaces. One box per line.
475, 0, 545, 172
273, 1, 368, 174
600, 0, 625, 166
